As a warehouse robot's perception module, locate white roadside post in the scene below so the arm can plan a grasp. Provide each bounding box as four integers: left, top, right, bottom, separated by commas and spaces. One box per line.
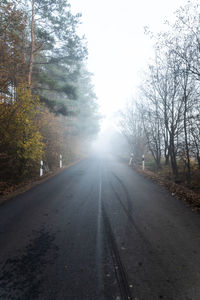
40, 160, 43, 176
142, 155, 145, 170
59, 154, 62, 168
129, 153, 133, 166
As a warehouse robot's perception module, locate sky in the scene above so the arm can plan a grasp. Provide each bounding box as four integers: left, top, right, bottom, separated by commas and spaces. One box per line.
71, 0, 188, 129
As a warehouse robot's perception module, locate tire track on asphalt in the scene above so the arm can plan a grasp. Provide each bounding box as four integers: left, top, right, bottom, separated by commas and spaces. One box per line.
109, 171, 178, 297
110, 172, 153, 245
102, 204, 133, 300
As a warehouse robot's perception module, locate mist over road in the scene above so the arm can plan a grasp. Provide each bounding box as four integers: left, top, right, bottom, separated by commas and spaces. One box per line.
0, 155, 200, 299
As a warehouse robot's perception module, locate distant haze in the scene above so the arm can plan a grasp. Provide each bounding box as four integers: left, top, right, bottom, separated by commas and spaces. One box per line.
71, 0, 188, 128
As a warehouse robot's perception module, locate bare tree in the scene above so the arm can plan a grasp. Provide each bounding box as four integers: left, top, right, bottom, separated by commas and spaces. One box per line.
119, 100, 146, 165
139, 82, 163, 169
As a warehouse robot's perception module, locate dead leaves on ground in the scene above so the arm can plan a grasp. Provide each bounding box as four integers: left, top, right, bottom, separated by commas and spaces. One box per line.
134, 167, 200, 212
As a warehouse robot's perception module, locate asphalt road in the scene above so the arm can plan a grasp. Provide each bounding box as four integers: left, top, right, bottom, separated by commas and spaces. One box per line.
1, 155, 200, 300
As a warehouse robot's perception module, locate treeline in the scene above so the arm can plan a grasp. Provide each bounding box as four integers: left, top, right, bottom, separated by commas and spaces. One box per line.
120, 1, 200, 184
0, 0, 99, 188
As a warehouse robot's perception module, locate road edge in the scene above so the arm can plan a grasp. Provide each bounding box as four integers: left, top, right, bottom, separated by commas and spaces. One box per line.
131, 166, 200, 213
0, 157, 85, 206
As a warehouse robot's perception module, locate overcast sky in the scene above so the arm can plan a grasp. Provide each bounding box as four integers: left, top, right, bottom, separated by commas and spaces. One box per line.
71, 0, 188, 128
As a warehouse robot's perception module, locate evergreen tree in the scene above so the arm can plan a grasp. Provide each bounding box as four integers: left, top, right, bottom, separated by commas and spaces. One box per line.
27, 0, 88, 114
0, 2, 27, 97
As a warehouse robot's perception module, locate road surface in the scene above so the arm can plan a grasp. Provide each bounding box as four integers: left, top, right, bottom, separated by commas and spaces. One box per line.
0, 155, 200, 300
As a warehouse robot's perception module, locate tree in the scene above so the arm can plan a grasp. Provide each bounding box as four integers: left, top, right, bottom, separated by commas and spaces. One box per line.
71, 66, 100, 136
27, 0, 87, 113
144, 49, 185, 177
0, 0, 100, 188
2, 0, 88, 113
171, 1, 200, 80
0, 84, 44, 181
139, 104, 163, 169
119, 100, 146, 164
0, 2, 27, 97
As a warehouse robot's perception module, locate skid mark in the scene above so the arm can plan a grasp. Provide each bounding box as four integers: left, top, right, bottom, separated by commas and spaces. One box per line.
102, 204, 133, 300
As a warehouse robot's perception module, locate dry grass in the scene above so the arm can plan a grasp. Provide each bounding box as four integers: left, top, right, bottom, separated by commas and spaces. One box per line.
134, 166, 200, 212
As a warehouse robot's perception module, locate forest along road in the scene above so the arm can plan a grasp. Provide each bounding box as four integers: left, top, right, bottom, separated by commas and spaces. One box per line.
1, 156, 200, 299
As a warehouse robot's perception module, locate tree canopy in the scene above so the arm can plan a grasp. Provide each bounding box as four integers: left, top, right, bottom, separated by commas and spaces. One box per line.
0, 0, 99, 189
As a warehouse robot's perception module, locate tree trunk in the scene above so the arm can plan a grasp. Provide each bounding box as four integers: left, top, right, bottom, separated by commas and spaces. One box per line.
183, 94, 191, 183
164, 126, 169, 165
164, 144, 169, 165
28, 0, 35, 87
197, 152, 200, 170
169, 134, 178, 177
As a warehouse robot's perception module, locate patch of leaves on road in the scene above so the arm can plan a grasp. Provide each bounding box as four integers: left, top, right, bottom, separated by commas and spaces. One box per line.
0, 227, 58, 299
134, 167, 200, 212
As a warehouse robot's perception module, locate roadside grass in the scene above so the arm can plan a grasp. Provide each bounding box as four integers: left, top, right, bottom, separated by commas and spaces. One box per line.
140, 158, 200, 190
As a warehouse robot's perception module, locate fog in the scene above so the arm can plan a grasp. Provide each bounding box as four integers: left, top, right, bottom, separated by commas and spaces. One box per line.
91, 128, 129, 159
71, 0, 188, 130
